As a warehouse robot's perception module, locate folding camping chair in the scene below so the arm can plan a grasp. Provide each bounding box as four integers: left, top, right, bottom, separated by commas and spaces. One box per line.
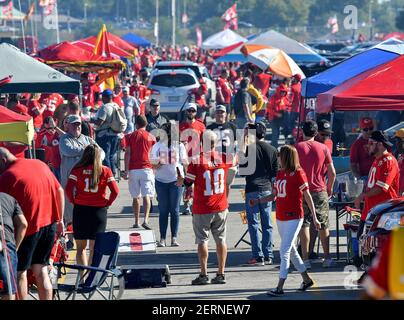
55, 231, 125, 300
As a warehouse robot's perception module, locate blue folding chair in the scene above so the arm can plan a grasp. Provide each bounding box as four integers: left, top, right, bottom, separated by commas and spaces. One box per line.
55, 231, 125, 300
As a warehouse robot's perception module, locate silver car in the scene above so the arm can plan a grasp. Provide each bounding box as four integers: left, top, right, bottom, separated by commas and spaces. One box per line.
147, 68, 200, 118
153, 60, 217, 107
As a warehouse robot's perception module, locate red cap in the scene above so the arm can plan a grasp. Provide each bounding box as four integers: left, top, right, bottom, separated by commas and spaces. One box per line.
11, 103, 28, 116
360, 117, 374, 129
293, 74, 302, 81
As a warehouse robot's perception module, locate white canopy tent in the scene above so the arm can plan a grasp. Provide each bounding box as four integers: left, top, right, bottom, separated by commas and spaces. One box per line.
202, 29, 247, 50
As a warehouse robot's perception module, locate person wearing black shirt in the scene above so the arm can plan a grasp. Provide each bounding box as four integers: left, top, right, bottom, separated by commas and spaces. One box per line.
207, 105, 238, 197
0, 193, 27, 300
146, 99, 170, 133
239, 122, 278, 265
233, 78, 254, 129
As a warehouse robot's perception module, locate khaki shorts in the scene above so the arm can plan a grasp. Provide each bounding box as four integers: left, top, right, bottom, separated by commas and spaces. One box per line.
192, 210, 228, 245
303, 191, 329, 229
226, 166, 237, 186
128, 169, 155, 198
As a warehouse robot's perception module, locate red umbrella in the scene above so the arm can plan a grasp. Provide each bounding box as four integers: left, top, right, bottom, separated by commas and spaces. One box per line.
38, 41, 108, 62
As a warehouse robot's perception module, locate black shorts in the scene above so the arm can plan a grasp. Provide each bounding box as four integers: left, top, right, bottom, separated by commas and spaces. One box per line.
73, 205, 108, 240
17, 223, 56, 271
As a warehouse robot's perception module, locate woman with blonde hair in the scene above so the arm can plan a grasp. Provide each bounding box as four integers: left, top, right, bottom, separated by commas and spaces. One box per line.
65, 144, 119, 266
250, 145, 320, 296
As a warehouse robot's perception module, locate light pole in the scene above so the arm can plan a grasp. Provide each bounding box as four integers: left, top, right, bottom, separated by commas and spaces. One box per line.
369, 0, 373, 40
172, 0, 176, 47
155, 0, 159, 46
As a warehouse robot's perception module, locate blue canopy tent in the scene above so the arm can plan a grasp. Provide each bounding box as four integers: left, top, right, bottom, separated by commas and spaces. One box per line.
122, 33, 152, 47
302, 38, 404, 98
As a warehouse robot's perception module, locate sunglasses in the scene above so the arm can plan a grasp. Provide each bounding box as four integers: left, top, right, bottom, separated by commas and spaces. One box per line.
363, 127, 374, 132
368, 140, 379, 146
187, 109, 196, 113
320, 133, 331, 137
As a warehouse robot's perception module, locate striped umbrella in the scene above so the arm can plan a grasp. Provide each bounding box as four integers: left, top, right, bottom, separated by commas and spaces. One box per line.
241, 44, 305, 79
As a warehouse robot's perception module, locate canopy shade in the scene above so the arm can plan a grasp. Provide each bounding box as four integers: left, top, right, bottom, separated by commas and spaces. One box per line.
202, 29, 247, 50
0, 43, 80, 94
240, 44, 305, 78
216, 30, 327, 64
316, 55, 404, 113
302, 38, 404, 98
0, 106, 35, 145
37, 42, 125, 74
71, 40, 132, 58
122, 33, 151, 47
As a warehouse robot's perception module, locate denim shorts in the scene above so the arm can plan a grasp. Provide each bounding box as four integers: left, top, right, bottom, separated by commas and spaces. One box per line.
0, 241, 18, 295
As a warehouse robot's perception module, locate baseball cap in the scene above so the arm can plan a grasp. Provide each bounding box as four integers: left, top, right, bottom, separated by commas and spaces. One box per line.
122, 86, 129, 93
65, 114, 82, 124
150, 98, 160, 107
395, 128, 404, 139
302, 120, 318, 137
184, 102, 197, 111
317, 119, 333, 134
216, 105, 227, 112
102, 89, 114, 97
369, 130, 393, 147
360, 117, 374, 129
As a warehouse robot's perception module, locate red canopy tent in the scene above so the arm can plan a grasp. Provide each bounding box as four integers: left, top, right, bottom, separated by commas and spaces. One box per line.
384, 32, 404, 41
81, 32, 137, 54
72, 40, 132, 58
37, 41, 125, 74
316, 55, 404, 113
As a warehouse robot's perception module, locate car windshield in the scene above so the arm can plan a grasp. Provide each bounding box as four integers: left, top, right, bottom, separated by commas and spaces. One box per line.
151, 74, 196, 87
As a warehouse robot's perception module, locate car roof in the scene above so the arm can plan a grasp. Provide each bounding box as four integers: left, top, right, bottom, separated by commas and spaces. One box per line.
155, 60, 199, 67
150, 68, 199, 78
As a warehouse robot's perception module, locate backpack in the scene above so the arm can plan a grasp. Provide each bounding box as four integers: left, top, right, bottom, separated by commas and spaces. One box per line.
110, 103, 128, 133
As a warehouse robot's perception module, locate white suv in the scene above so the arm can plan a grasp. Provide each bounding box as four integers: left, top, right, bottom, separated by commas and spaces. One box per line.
147, 68, 200, 118
153, 60, 217, 108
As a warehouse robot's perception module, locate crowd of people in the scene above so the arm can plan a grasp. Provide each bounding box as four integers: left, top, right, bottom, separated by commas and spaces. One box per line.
1, 44, 404, 300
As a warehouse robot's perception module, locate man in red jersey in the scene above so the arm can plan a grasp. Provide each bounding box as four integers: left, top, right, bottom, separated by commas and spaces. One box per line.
216, 69, 233, 115
124, 115, 156, 230
0, 147, 65, 300
178, 130, 231, 285
354, 131, 399, 236
179, 103, 206, 215
350, 117, 375, 183
40, 93, 64, 119
130, 77, 149, 115
289, 74, 302, 131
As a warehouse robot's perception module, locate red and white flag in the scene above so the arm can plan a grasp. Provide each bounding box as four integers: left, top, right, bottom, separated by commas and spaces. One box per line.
2, 1, 13, 19
221, 3, 238, 30
196, 27, 203, 47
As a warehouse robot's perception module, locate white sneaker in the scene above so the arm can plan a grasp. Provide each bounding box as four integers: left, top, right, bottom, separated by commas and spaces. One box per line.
322, 258, 336, 268
157, 239, 166, 247
303, 260, 312, 270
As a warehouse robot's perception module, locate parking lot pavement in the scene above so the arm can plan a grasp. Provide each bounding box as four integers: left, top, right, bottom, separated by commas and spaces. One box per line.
102, 176, 363, 300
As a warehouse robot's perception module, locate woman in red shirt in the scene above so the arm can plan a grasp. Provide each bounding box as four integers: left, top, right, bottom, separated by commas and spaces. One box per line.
250, 145, 320, 296
65, 144, 119, 266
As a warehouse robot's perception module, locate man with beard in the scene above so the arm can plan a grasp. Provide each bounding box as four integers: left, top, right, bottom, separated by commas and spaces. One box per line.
354, 131, 399, 238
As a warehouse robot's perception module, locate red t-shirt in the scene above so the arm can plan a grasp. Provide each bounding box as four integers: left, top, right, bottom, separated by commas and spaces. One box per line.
125, 128, 156, 170
27, 100, 43, 129
41, 93, 64, 119
296, 140, 332, 193
185, 151, 230, 214
0, 159, 62, 236
253, 73, 272, 97
350, 136, 375, 177
113, 93, 124, 108
82, 83, 95, 108
361, 153, 399, 221
216, 77, 232, 104
180, 120, 206, 158
65, 165, 119, 207
275, 169, 309, 221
